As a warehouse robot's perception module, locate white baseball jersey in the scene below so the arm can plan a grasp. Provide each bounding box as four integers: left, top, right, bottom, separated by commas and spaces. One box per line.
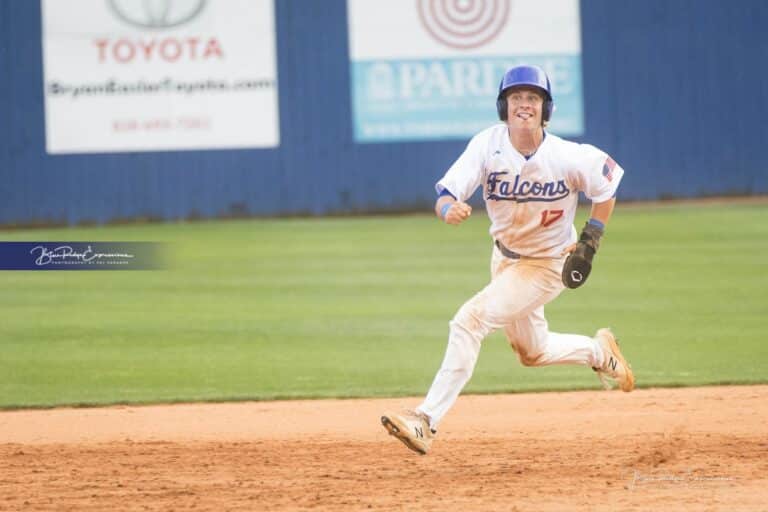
436, 124, 624, 258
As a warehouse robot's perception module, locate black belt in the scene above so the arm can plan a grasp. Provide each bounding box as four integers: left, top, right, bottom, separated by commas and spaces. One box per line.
495, 240, 521, 259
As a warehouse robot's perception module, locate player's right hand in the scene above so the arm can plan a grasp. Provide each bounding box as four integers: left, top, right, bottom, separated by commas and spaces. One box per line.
444, 201, 472, 225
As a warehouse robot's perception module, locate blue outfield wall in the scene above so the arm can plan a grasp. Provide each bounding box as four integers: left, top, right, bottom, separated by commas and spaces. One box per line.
0, 0, 767, 226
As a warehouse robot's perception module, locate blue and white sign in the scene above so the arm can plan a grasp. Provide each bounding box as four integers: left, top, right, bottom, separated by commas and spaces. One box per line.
347, 0, 584, 142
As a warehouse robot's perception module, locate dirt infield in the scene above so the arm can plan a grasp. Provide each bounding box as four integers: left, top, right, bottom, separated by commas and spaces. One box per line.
1, 386, 766, 511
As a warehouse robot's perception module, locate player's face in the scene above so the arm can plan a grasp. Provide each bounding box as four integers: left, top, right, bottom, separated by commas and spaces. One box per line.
505, 87, 545, 128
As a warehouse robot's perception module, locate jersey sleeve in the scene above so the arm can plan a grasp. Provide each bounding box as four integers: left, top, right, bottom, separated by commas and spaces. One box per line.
569, 144, 625, 202
435, 132, 487, 202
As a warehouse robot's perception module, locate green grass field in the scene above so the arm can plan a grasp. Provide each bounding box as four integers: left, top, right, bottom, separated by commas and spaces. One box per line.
1, 202, 766, 409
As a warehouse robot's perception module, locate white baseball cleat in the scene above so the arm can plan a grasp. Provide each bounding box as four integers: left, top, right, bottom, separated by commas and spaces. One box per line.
381, 409, 435, 455
593, 328, 635, 392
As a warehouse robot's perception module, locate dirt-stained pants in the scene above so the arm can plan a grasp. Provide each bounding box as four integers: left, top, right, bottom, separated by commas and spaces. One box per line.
418, 244, 606, 429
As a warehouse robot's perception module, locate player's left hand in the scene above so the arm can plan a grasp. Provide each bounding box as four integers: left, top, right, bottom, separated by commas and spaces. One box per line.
561, 222, 603, 288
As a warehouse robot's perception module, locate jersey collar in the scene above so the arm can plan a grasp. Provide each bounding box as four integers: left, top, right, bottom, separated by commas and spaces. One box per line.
505, 129, 547, 162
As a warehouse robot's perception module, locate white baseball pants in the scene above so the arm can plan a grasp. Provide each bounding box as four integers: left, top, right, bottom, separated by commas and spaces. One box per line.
417, 244, 606, 429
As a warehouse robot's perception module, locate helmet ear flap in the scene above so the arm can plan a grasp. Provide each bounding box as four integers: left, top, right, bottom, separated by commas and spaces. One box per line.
496, 77, 507, 121
542, 99, 553, 122
496, 97, 507, 121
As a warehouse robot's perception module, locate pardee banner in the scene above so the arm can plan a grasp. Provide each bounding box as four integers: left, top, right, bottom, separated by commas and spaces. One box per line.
347, 0, 584, 142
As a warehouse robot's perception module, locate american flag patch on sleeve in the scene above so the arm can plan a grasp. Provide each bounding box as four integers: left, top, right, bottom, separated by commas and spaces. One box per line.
602, 157, 616, 181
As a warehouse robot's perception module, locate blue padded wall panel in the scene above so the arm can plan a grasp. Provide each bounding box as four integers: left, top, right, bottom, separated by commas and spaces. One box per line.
0, 0, 766, 226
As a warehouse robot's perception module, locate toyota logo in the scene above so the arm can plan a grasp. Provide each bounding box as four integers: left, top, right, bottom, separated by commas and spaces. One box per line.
108, 0, 207, 30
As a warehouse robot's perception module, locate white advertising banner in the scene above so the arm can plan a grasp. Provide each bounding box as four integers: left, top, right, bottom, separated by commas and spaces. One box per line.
348, 0, 584, 142
42, 0, 279, 153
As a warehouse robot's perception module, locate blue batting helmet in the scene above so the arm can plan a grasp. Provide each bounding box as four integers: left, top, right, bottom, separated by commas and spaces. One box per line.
496, 65, 554, 122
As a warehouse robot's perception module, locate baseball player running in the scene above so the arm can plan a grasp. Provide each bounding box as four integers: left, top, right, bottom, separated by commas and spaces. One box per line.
381, 65, 634, 455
